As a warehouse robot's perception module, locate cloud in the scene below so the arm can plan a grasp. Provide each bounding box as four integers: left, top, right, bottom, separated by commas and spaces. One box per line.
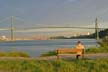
62, 0, 79, 5
66, 0, 79, 3
67, 0, 76, 2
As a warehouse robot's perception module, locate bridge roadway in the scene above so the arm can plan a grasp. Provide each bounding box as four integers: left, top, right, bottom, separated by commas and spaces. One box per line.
0, 26, 107, 31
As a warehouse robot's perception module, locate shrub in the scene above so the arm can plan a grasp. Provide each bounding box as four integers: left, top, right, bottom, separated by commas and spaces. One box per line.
98, 37, 108, 48
41, 51, 57, 57
0, 52, 30, 57
0, 59, 108, 72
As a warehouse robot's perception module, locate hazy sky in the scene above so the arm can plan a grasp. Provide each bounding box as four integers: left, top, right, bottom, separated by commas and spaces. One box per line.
0, 0, 108, 37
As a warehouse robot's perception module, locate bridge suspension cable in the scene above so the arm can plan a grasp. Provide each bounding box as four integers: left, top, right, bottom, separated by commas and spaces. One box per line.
0, 16, 107, 41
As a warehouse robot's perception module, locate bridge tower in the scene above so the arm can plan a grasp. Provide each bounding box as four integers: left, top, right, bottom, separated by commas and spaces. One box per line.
95, 18, 99, 40
11, 16, 14, 41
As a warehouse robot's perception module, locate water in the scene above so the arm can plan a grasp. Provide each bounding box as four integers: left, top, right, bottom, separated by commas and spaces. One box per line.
0, 39, 97, 57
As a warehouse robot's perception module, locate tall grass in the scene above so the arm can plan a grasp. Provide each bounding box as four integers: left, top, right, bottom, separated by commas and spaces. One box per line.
0, 59, 108, 72
41, 51, 57, 57
0, 51, 30, 57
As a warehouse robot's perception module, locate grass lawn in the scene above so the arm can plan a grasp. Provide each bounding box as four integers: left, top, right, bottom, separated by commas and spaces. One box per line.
0, 58, 108, 72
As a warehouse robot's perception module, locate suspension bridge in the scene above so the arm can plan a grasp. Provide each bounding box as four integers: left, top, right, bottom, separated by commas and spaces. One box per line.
0, 16, 107, 41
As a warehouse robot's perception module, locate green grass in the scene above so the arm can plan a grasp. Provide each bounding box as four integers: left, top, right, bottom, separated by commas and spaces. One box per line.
41, 51, 57, 57
0, 51, 30, 57
85, 47, 108, 53
0, 59, 108, 72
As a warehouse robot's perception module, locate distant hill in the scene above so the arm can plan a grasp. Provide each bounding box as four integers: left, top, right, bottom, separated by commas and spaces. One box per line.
70, 29, 108, 39
50, 29, 108, 39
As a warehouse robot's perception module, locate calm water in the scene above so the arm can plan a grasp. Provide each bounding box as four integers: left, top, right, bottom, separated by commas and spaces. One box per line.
0, 39, 97, 57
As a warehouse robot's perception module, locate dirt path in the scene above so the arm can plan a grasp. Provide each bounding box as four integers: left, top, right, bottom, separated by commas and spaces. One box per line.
37, 53, 108, 60
0, 53, 108, 60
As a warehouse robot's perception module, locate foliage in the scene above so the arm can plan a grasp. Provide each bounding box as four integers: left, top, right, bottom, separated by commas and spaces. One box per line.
50, 36, 68, 39
85, 47, 108, 53
0, 59, 108, 72
41, 51, 57, 57
98, 37, 108, 47
0, 51, 30, 57
50, 29, 108, 39
86, 36, 108, 53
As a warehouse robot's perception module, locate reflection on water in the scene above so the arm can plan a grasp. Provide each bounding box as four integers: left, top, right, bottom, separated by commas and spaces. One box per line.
0, 39, 97, 57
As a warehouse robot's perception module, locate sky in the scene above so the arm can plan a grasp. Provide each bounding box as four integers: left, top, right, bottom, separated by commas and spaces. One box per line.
0, 0, 108, 38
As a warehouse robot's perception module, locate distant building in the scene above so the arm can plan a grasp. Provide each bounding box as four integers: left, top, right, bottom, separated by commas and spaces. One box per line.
0, 35, 8, 41
87, 32, 90, 35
